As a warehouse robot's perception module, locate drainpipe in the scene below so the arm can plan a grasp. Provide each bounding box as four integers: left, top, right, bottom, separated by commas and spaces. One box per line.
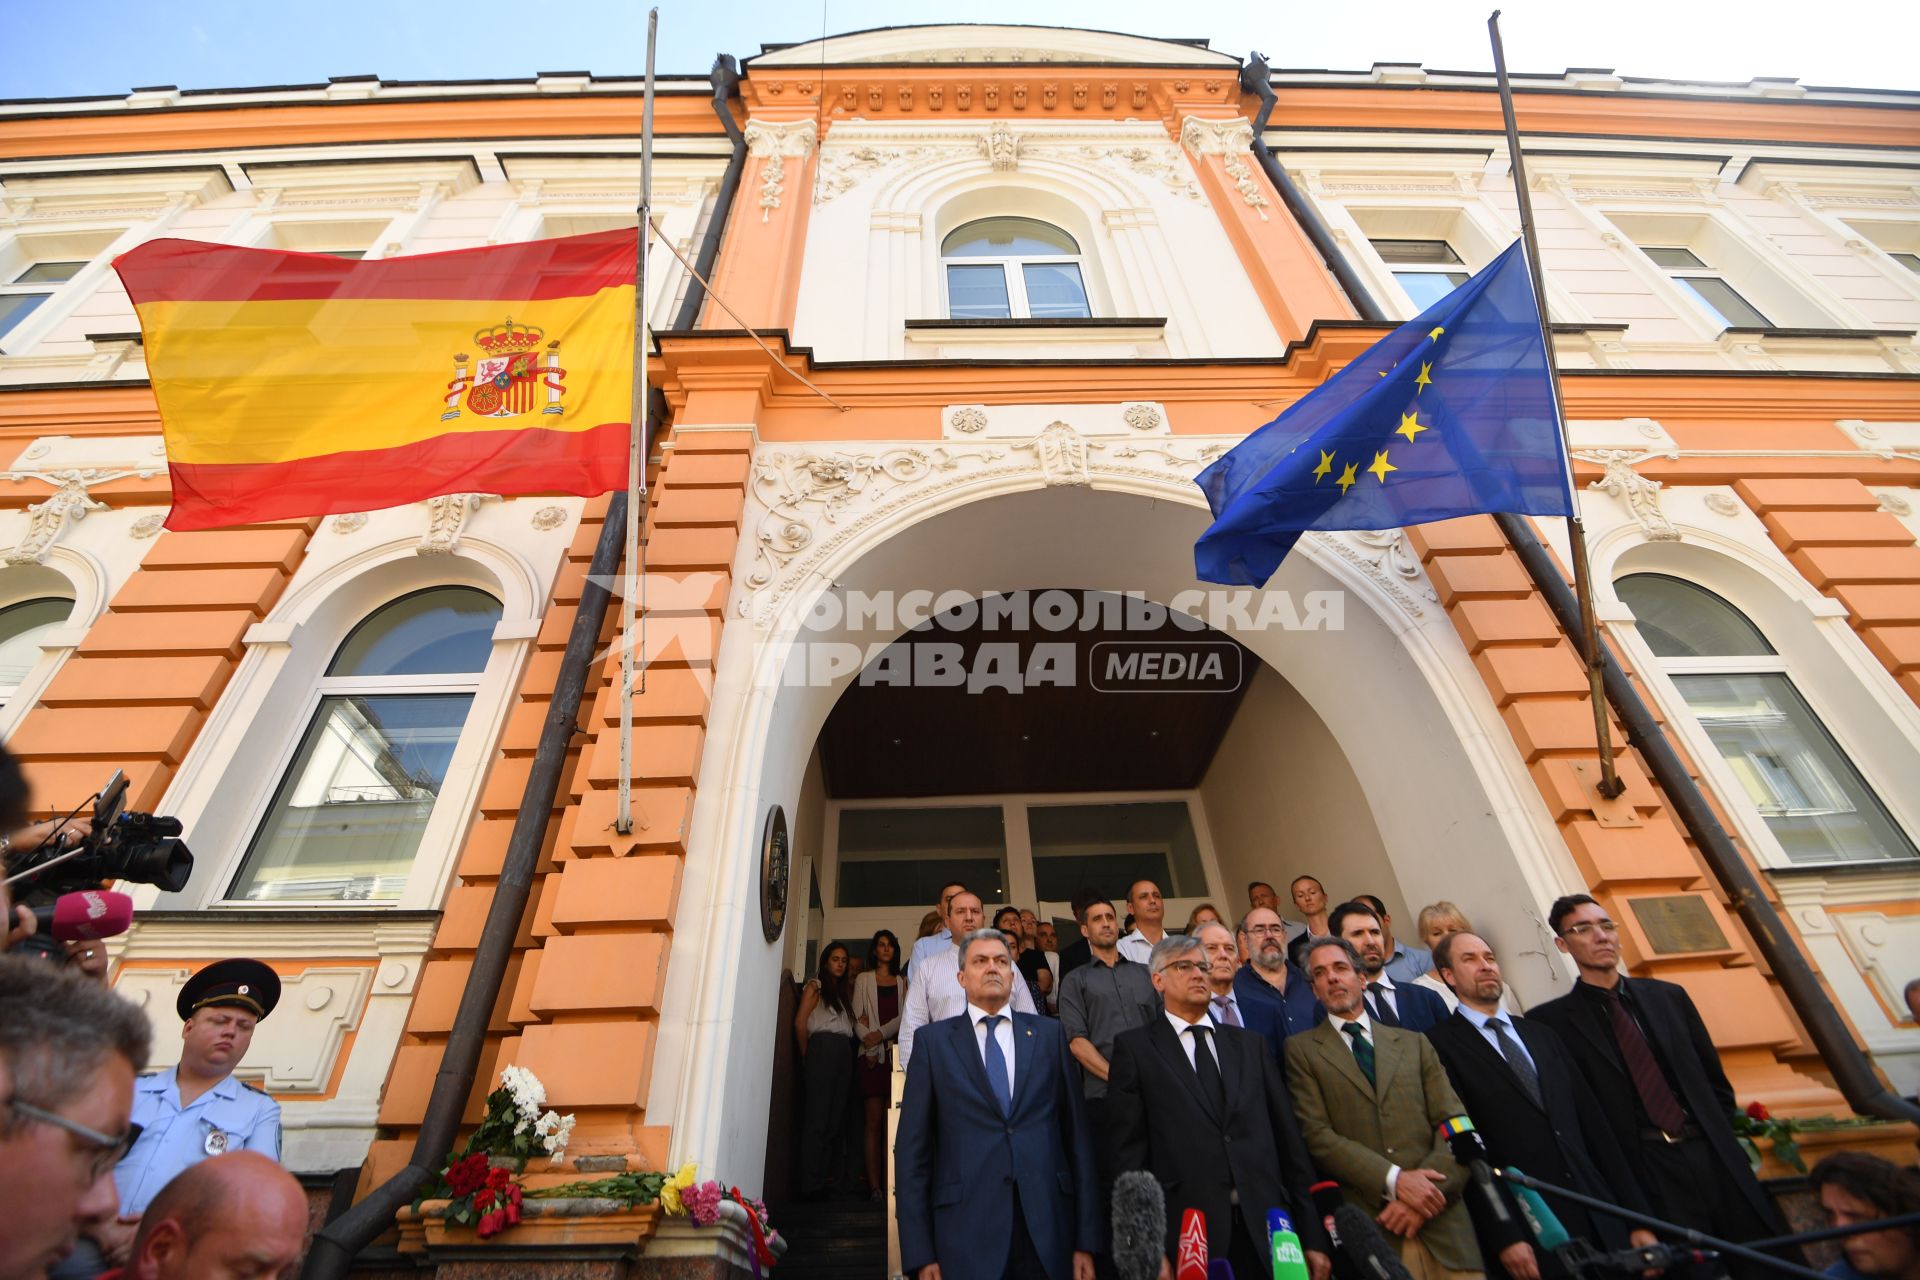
1494, 512, 1920, 1125
676, 54, 744, 330
300, 488, 631, 1279
1240, 51, 1389, 324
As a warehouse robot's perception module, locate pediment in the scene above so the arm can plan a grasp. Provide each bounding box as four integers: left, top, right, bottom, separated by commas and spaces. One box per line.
750, 24, 1237, 69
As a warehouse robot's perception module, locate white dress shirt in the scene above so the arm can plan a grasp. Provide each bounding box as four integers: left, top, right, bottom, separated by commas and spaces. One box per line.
897, 943, 1038, 1069
1459, 1002, 1538, 1075
967, 1002, 1018, 1098
1163, 1009, 1221, 1071
1116, 928, 1165, 965
1331, 1008, 1402, 1203
910, 928, 952, 972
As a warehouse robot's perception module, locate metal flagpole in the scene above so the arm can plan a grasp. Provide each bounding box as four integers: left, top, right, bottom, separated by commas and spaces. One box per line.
617, 7, 658, 835
1488, 10, 1624, 799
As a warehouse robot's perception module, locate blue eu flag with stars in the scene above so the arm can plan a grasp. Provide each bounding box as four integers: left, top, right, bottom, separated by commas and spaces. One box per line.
1194, 240, 1573, 586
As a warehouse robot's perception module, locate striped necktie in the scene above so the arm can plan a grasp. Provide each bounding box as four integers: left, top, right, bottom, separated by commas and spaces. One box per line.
1341, 1020, 1376, 1086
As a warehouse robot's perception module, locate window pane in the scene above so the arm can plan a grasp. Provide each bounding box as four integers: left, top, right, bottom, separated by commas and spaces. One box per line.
1371, 239, 1462, 266
329, 586, 501, 677
1673, 276, 1769, 329
0, 293, 49, 341
0, 597, 71, 685
1616, 574, 1774, 659
1394, 271, 1468, 310
229, 693, 473, 901
1672, 673, 1917, 865
12, 261, 85, 284
942, 217, 1079, 257
946, 264, 1012, 319
1893, 252, 1920, 274
1026, 801, 1204, 902
1643, 246, 1708, 270
836, 806, 1008, 907
1021, 263, 1091, 319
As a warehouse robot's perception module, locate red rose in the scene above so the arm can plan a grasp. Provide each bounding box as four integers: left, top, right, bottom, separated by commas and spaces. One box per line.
1746, 1101, 1770, 1121
475, 1189, 495, 1210
505, 1201, 522, 1226
446, 1153, 489, 1198
486, 1166, 512, 1191
477, 1210, 504, 1239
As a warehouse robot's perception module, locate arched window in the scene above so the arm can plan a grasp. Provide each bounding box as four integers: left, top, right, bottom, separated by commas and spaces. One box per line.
0, 595, 72, 707
1617, 573, 1917, 866
941, 217, 1090, 320
227, 586, 503, 902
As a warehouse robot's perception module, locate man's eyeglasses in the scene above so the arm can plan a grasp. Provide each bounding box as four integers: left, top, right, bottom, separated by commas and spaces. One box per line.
1158, 960, 1209, 976
5, 1096, 141, 1184
1244, 925, 1287, 937
1561, 920, 1620, 938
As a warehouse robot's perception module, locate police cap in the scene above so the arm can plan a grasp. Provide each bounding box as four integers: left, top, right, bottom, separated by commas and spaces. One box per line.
175, 958, 280, 1022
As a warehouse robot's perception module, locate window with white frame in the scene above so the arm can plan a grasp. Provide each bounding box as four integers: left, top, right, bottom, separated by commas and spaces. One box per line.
941, 217, 1091, 320
1370, 238, 1469, 311
0, 260, 87, 342
1618, 572, 1917, 866
1893, 252, 1920, 276
0, 596, 73, 707
226, 586, 503, 902
1639, 246, 1772, 329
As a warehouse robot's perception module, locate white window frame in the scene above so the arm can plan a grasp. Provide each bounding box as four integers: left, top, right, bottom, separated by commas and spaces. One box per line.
939, 220, 1091, 321
1639, 245, 1772, 330
1369, 237, 1469, 313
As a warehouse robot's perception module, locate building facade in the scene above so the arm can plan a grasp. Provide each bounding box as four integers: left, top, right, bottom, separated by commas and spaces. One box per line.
2, 23, 1916, 1274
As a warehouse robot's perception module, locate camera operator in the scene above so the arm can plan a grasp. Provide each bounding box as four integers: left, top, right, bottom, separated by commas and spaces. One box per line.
75, 960, 284, 1273
0, 955, 154, 1280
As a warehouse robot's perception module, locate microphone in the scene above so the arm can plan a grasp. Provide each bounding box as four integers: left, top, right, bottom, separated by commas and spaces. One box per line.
1556, 1238, 1720, 1277
1111, 1171, 1167, 1280
1178, 1207, 1209, 1280
1502, 1168, 1571, 1251
1209, 1262, 1237, 1280
33, 890, 133, 942
1269, 1209, 1310, 1280
1312, 1183, 1417, 1280
1439, 1116, 1516, 1232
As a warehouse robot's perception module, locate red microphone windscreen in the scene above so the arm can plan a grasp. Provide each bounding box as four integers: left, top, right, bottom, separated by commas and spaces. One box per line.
51, 890, 133, 941
1178, 1207, 1210, 1280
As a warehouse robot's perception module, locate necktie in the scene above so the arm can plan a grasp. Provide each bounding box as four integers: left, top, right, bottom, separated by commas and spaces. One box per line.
1490, 1018, 1544, 1111
1601, 987, 1688, 1135
1212, 994, 1243, 1028
1189, 1024, 1227, 1113
1341, 1021, 1376, 1086
981, 1015, 1013, 1115
1366, 981, 1402, 1027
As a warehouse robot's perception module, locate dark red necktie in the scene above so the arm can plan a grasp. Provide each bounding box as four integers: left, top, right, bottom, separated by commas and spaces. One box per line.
1602, 987, 1688, 1135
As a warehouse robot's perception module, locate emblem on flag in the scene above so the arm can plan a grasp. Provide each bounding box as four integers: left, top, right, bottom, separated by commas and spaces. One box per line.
445, 318, 568, 420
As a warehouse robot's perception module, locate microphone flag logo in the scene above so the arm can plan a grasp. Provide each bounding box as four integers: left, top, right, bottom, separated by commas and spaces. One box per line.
1177, 1207, 1209, 1280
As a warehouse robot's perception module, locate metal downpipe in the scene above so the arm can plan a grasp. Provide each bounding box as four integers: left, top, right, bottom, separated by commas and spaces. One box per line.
1493, 512, 1920, 1124
301, 494, 631, 1279
1240, 52, 1389, 324
675, 54, 744, 331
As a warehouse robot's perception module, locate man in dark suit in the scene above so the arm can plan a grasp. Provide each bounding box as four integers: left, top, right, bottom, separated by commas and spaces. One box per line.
1528, 896, 1785, 1268
1330, 901, 1449, 1033
1426, 932, 1660, 1280
1109, 930, 1333, 1280
896, 927, 1100, 1280
1287, 936, 1485, 1280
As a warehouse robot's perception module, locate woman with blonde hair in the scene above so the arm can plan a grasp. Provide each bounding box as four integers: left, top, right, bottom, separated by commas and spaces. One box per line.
1415, 901, 1523, 1013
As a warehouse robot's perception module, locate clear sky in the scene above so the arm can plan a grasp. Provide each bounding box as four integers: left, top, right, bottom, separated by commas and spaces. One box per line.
2, 0, 1914, 101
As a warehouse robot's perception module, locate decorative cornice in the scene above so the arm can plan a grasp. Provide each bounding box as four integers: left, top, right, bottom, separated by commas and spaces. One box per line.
1178, 115, 1254, 157
743, 118, 819, 159
0, 465, 161, 564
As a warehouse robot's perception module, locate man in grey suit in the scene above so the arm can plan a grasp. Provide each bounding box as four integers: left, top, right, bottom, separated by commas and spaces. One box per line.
1285, 936, 1485, 1280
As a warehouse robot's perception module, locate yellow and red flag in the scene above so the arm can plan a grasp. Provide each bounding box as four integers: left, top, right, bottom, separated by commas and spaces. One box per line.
113, 230, 635, 531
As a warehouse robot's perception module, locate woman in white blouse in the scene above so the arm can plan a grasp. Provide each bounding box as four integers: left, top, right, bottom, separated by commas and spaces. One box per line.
794, 942, 860, 1200
851, 929, 906, 1202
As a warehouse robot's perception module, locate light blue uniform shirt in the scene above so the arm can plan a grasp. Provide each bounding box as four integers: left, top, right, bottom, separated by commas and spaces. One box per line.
116, 1067, 282, 1215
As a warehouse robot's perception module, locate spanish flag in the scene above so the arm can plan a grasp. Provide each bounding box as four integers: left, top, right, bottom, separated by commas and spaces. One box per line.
113, 230, 636, 531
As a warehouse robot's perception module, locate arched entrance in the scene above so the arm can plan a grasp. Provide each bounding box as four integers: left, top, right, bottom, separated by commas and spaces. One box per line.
648, 464, 1582, 1191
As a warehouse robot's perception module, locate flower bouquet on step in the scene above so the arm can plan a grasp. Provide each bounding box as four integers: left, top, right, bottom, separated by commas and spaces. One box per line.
411, 1066, 576, 1238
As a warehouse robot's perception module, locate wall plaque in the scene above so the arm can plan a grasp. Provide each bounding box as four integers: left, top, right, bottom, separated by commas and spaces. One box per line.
1629, 894, 1729, 955
759, 804, 790, 943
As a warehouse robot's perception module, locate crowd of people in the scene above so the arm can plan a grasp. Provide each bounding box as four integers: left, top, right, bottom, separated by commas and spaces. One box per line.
857, 875, 1920, 1280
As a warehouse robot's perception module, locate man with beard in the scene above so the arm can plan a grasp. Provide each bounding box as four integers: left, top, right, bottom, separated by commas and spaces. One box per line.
1058, 896, 1159, 1186
1426, 932, 1658, 1280
1331, 901, 1448, 1034
1235, 906, 1323, 1059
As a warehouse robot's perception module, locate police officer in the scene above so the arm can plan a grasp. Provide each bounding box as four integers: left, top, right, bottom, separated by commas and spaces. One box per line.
78, 958, 283, 1273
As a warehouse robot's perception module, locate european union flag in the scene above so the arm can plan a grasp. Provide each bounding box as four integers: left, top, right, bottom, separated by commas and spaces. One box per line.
1194, 241, 1572, 586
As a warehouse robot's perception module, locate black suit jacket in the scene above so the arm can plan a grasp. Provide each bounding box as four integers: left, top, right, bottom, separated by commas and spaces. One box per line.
1427, 1010, 1654, 1261
1109, 1017, 1329, 1270
1529, 977, 1781, 1232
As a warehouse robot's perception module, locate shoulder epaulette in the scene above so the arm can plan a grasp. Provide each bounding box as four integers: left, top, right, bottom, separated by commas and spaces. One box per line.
241, 1080, 270, 1095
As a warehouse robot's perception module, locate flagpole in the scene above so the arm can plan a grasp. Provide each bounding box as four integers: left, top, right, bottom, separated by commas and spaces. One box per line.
1487, 10, 1624, 800
617, 7, 659, 836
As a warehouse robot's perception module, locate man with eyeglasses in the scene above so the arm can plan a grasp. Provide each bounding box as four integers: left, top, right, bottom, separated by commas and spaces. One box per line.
1234, 906, 1323, 1059
0, 956, 153, 1280
1109, 933, 1330, 1280
1529, 894, 1784, 1269
85, 958, 284, 1271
